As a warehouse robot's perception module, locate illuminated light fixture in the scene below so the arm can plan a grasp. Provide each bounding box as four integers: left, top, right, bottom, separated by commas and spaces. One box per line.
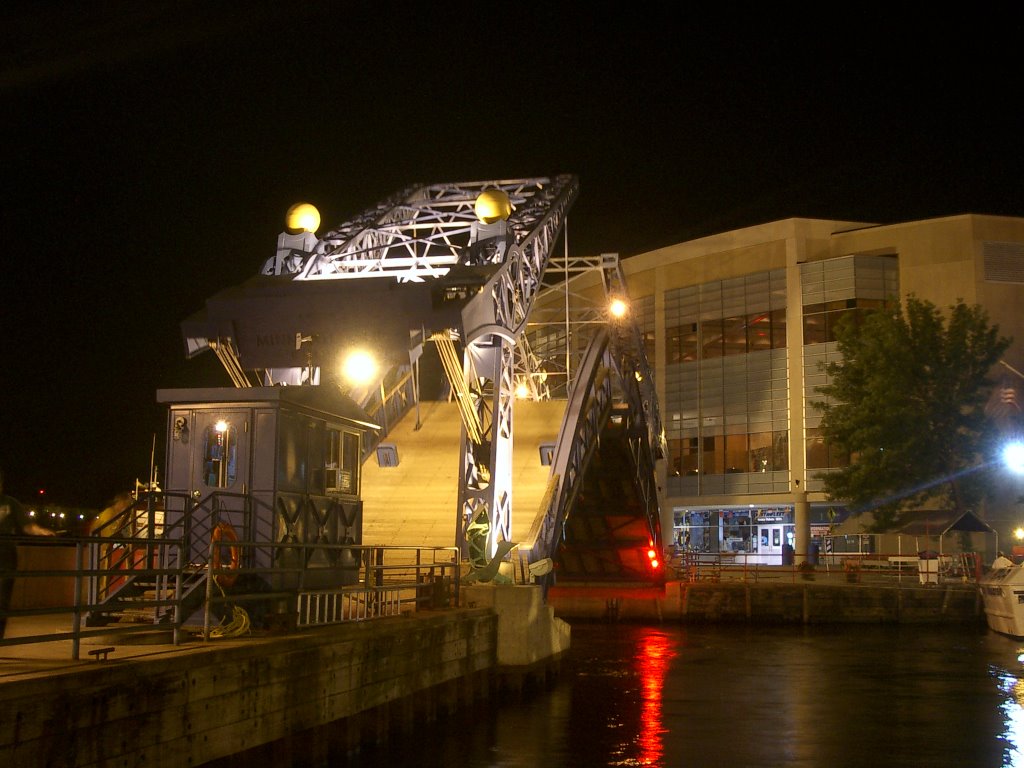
609, 297, 628, 319
1003, 441, 1024, 474
647, 547, 660, 569
286, 202, 321, 233
1015, 527, 1024, 541
473, 189, 513, 224
342, 349, 379, 386
514, 379, 531, 399
214, 419, 229, 433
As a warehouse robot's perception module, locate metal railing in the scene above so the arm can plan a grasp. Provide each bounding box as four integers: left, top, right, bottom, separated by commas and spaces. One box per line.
1, 534, 461, 659
673, 548, 983, 586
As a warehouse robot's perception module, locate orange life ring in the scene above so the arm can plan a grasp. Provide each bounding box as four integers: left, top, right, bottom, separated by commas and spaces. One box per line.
211, 522, 241, 588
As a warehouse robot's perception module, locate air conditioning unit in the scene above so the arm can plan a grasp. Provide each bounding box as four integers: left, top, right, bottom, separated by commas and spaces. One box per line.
326, 468, 353, 493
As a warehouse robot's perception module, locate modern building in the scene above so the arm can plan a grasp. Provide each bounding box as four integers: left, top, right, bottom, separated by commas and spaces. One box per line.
610, 215, 1024, 562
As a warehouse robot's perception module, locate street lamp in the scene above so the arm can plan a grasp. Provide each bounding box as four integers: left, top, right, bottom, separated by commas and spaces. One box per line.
341, 349, 378, 387
1003, 441, 1024, 474
609, 297, 628, 319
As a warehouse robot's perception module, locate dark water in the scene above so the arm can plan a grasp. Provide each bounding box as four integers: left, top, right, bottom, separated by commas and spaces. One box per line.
345, 621, 1024, 768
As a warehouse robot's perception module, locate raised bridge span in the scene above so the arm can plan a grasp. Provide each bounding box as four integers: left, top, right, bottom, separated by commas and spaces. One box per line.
178, 176, 666, 587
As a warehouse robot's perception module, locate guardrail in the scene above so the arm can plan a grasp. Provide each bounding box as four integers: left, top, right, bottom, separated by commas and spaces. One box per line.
1, 535, 461, 659
673, 550, 982, 586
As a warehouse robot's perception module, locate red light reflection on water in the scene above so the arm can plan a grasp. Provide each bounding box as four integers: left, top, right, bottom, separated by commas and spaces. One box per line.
634, 628, 677, 765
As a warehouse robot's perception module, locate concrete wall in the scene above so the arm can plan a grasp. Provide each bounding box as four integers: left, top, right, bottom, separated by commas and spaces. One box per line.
0, 610, 498, 768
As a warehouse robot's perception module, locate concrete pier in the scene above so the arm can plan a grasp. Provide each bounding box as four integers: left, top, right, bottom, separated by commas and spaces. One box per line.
549, 580, 986, 625
0, 609, 499, 767
0, 579, 986, 767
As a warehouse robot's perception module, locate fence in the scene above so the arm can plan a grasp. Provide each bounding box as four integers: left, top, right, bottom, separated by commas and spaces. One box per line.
1, 534, 461, 659
673, 546, 983, 586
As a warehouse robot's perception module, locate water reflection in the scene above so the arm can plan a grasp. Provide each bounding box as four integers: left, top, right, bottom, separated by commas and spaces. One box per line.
993, 644, 1024, 767
634, 629, 674, 765
345, 622, 1024, 768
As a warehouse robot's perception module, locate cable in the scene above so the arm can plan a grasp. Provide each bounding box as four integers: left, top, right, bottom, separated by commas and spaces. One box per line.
209, 581, 252, 638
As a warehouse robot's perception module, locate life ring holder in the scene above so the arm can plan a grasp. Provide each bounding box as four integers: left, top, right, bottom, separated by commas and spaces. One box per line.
210, 521, 241, 588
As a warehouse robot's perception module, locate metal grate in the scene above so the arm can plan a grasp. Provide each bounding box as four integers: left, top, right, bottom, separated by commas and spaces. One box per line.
984, 241, 1024, 283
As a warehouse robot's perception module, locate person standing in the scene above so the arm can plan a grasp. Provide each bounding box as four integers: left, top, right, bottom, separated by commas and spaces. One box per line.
0, 470, 56, 637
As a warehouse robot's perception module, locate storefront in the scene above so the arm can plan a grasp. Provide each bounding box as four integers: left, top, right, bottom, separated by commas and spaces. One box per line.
673, 504, 845, 565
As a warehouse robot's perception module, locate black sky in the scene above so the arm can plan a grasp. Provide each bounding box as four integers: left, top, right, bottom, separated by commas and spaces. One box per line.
2, 4, 1023, 509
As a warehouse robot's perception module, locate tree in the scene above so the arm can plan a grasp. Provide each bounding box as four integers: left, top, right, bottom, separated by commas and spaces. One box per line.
813, 295, 1011, 530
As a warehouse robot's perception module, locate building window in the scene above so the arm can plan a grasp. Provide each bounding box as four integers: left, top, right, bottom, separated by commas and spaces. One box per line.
668, 430, 789, 476
202, 423, 237, 488
806, 427, 850, 469
325, 428, 361, 496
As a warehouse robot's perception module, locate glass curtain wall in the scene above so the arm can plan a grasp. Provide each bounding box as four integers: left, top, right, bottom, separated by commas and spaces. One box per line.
662, 270, 790, 496
802, 254, 899, 492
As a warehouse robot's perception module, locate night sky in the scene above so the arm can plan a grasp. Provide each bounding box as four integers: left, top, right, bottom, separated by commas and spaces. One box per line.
2, 4, 1023, 509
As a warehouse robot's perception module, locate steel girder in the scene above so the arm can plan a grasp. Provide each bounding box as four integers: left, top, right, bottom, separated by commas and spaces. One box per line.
293, 177, 577, 284
454, 178, 579, 566
516, 254, 666, 575
280, 176, 580, 566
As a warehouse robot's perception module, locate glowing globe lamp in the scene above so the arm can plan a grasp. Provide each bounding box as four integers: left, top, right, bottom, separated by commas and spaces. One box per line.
474, 189, 512, 224
286, 202, 321, 233
609, 297, 628, 319
342, 350, 378, 386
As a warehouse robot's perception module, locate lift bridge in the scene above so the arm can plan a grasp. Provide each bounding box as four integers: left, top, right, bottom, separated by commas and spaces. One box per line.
89, 176, 666, 629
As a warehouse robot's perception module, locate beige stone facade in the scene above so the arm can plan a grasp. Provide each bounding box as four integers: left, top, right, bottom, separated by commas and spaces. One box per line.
615, 215, 1024, 553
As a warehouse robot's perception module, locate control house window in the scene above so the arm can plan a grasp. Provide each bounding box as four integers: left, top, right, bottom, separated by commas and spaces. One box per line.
203, 421, 237, 488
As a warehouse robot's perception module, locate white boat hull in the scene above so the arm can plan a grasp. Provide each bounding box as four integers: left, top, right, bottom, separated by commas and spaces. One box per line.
979, 566, 1024, 638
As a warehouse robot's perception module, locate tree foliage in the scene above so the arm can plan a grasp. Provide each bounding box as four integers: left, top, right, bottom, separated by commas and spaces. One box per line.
813, 295, 1011, 530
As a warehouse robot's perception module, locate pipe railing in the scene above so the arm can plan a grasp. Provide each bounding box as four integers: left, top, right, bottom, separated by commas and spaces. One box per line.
1, 535, 461, 659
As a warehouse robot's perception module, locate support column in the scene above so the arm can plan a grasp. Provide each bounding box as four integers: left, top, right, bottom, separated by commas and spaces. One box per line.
794, 483, 810, 565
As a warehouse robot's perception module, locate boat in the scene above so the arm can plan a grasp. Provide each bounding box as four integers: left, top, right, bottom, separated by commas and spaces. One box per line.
979, 564, 1024, 637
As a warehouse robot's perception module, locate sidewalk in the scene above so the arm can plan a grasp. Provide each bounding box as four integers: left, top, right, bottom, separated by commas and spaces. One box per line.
0, 616, 249, 681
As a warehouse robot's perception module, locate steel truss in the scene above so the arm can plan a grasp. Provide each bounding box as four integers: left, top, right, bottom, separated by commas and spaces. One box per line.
286, 176, 580, 566
193, 176, 664, 572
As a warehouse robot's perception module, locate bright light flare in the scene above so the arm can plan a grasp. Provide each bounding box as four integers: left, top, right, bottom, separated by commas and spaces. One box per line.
1015, 527, 1024, 542
514, 379, 531, 399
1004, 441, 1024, 474
214, 419, 229, 433
342, 350, 379, 386
609, 297, 628, 319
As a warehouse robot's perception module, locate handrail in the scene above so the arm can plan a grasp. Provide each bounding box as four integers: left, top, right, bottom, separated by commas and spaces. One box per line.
2, 535, 461, 659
